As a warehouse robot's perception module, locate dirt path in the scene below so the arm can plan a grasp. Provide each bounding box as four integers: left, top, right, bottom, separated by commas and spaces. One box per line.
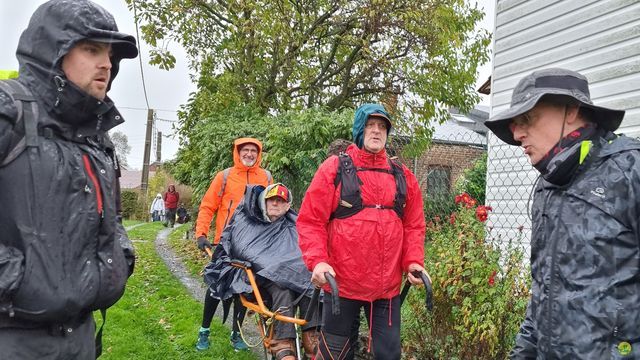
152, 224, 265, 358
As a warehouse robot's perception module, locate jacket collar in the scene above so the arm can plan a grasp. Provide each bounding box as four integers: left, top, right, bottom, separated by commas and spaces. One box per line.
346, 143, 389, 167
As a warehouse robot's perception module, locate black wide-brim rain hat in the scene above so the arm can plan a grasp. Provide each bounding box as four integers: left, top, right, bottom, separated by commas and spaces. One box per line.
484, 68, 626, 145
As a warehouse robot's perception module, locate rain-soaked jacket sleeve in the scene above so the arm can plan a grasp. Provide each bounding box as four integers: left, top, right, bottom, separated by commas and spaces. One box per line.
195, 172, 224, 239
297, 157, 339, 272
400, 167, 425, 271
0, 99, 25, 301
510, 298, 538, 359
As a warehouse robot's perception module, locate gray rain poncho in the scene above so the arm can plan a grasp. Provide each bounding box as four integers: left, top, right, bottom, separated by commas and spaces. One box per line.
203, 185, 313, 300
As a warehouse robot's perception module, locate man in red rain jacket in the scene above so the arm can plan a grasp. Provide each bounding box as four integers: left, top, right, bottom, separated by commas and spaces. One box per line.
297, 103, 429, 360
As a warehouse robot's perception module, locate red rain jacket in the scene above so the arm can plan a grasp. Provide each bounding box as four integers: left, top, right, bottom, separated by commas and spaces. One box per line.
297, 144, 425, 301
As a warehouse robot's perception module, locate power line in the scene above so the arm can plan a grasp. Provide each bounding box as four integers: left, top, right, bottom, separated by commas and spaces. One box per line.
118, 106, 179, 113
156, 117, 179, 123
131, 2, 150, 110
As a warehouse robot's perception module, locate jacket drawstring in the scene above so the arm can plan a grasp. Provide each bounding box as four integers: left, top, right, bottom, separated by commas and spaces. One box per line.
388, 298, 392, 326
367, 300, 373, 353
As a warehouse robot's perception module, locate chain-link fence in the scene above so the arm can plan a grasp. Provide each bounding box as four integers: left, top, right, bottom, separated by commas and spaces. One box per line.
389, 120, 537, 256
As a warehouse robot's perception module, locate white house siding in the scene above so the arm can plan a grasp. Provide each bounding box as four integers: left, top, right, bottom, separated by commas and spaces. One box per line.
486, 0, 640, 250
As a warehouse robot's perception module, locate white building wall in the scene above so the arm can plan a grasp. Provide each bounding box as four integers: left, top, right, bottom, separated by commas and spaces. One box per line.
486, 0, 640, 249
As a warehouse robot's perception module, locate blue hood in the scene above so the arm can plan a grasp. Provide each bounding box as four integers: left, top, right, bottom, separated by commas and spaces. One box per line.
352, 103, 392, 148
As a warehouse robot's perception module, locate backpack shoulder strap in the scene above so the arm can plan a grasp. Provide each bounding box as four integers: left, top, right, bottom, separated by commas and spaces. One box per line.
388, 158, 408, 218
333, 152, 350, 187
331, 152, 363, 219
217, 167, 232, 197
0, 79, 39, 168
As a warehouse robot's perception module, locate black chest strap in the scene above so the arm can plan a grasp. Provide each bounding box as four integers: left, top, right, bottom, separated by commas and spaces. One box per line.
331, 152, 407, 220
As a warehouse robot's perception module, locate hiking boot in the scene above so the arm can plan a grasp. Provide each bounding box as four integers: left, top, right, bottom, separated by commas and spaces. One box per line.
230, 331, 249, 351
195, 328, 210, 351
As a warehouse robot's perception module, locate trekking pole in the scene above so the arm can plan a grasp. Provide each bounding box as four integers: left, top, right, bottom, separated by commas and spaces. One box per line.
399, 271, 433, 311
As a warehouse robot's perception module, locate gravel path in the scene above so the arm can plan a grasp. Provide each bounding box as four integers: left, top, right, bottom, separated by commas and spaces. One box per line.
151, 224, 265, 358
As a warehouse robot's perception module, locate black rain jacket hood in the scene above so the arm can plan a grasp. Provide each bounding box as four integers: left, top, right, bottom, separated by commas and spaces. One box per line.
511, 133, 640, 359
203, 185, 313, 301
16, 0, 137, 130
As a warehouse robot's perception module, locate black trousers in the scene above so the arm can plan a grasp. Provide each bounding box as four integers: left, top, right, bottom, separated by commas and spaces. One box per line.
201, 288, 246, 332
165, 208, 177, 227
262, 281, 319, 340
316, 295, 401, 360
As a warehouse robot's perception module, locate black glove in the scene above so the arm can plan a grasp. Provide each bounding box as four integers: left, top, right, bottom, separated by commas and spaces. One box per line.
197, 236, 212, 251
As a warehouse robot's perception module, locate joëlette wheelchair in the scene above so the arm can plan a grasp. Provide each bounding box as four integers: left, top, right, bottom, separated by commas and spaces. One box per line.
229, 260, 339, 360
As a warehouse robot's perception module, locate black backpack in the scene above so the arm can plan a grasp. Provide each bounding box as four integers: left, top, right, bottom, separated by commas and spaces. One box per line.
331, 152, 407, 219
0, 79, 40, 168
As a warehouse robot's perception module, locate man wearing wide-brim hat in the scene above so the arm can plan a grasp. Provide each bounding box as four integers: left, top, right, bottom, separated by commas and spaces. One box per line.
485, 68, 640, 359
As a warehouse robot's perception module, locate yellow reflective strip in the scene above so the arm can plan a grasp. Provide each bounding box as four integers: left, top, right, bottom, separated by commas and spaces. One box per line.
579, 140, 592, 164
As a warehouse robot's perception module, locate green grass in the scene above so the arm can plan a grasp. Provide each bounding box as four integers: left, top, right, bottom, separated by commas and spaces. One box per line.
123, 219, 144, 228
95, 222, 257, 360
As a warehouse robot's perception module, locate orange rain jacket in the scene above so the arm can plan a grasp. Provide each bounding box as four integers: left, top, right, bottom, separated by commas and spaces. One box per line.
195, 138, 273, 244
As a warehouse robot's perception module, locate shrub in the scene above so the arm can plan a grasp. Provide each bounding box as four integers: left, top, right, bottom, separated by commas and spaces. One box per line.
120, 190, 137, 219
403, 193, 530, 359
455, 153, 487, 204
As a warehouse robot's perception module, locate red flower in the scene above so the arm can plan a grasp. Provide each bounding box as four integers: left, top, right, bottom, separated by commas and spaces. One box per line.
488, 270, 497, 286
455, 193, 477, 208
475, 205, 492, 222
449, 212, 456, 225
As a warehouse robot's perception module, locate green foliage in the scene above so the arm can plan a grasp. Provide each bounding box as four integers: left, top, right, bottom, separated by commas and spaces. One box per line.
173, 105, 352, 207
172, 104, 268, 198
121, 190, 138, 219
127, 0, 491, 145
96, 223, 256, 359
403, 196, 530, 359
121, 190, 147, 220
455, 153, 487, 204
264, 108, 352, 206
423, 192, 457, 224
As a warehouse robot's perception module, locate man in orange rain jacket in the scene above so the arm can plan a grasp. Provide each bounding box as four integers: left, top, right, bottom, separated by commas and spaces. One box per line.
194, 137, 272, 352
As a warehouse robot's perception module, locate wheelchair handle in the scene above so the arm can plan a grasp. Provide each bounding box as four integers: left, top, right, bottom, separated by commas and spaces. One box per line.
399, 270, 433, 312
305, 272, 340, 321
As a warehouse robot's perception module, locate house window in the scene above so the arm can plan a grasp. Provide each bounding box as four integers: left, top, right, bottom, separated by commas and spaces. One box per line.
426, 166, 451, 199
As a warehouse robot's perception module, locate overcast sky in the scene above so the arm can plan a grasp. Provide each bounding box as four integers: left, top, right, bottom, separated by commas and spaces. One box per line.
0, 0, 495, 170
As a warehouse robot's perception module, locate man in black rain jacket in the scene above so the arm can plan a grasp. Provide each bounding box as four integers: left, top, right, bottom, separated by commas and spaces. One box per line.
485, 68, 640, 359
0, 1, 137, 358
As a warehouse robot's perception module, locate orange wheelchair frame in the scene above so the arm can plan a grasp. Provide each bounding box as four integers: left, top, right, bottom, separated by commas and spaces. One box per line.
226, 259, 339, 360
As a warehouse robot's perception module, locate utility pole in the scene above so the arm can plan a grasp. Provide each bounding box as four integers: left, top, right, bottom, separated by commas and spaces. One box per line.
156, 131, 162, 163
140, 109, 154, 196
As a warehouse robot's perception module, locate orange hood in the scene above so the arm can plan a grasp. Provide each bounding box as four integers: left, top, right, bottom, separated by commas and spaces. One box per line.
233, 137, 264, 171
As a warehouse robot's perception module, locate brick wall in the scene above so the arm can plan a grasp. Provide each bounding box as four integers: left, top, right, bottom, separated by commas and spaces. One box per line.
394, 142, 485, 197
